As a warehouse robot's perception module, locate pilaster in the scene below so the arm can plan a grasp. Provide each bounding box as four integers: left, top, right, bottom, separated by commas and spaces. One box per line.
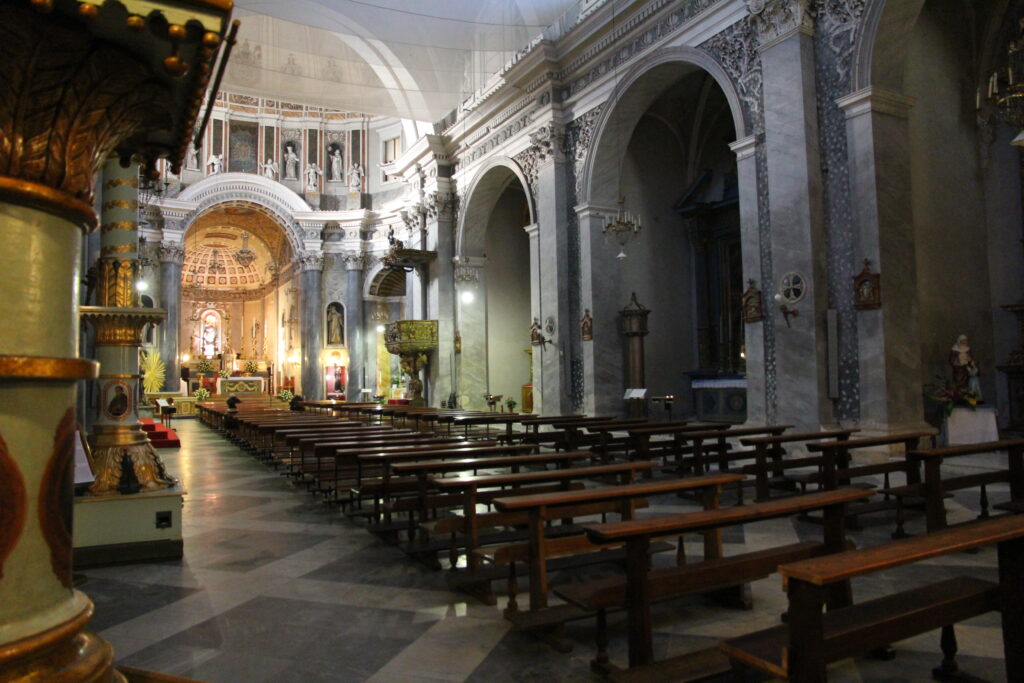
454, 258, 487, 409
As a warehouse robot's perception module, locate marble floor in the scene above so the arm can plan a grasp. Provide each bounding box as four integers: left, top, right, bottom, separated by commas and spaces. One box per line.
80, 419, 1011, 682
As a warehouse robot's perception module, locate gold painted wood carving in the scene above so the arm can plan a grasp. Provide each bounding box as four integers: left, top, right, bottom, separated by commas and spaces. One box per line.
0, 4, 172, 206
0, 427, 27, 580
38, 408, 76, 588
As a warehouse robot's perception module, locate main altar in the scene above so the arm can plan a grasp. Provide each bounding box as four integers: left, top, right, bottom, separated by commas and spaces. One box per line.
217, 377, 266, 395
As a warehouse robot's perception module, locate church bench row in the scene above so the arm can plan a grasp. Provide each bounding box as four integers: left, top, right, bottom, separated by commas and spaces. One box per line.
721, 514, 1024, 681
737, 429, 859, 501
559, 488, 873, 675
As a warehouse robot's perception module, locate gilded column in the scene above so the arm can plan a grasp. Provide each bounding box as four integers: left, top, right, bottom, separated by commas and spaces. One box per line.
81, 158, 171, 496
0, 2, 231, 679
299, 252, 325, 400
158, 242, 186, 392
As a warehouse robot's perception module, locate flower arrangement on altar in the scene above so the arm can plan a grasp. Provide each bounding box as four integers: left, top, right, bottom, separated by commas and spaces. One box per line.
243, 359, 260, 375
277, 389, 294, 403
925, 377, 979, 417
195, 358, 215, 375
194, 388, 211, 401
217, 369, 230, 379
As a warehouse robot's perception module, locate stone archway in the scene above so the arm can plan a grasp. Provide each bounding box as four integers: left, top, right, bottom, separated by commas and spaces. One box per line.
456, 156, 536, 259
576, 47, 755, 419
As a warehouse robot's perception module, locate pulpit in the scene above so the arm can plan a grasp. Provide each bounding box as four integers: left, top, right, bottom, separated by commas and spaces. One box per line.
384, 320, 438, 407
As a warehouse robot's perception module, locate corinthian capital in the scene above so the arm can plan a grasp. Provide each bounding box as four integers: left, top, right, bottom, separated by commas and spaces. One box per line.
747, 0, 814, 46
298, 251, 324, 272
157, 243, 186, 265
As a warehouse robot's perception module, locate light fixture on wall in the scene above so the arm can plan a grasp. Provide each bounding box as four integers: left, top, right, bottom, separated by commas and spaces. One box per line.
981, 17, 1024, 145
602, 1, 642, 259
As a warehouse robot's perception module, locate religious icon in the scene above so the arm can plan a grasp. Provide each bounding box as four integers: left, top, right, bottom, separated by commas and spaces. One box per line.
741, 280, 763, 323
852, 259, 881, 310
580, 309, 593, 341
950, 334, 981, 398
103, 382, 130, 420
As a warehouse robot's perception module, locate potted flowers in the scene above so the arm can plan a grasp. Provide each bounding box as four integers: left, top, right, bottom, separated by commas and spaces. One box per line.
195, 358, 215, 378
243, 359, 260, 376
194, 387, 211, 401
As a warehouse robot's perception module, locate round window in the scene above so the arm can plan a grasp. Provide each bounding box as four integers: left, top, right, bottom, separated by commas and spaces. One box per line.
779, 272, 806, 304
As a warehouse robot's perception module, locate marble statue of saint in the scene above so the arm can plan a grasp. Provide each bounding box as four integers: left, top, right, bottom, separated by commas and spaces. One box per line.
347, 162, 363, 192
326, 303, 344, 345
186, 143, 199, 170
284, 144, 299, 179
305, 163, 323, 192
950, 334, 981, 399
330, 149, 343, 181
259, 158, 278, 180
207, 153, 223, 175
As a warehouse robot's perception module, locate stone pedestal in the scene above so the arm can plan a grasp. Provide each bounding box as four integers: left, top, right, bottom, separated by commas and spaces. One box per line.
73, 485, 185, 566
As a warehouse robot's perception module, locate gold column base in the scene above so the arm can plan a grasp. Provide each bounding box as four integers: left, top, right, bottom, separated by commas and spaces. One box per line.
88, 426, 175, 497
0, 601, 125, 683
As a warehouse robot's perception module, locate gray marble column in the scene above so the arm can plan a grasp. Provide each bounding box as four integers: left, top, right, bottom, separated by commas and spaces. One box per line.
730, 135, 766, 423
578, 203, 626, 416
455, 260, 486, 409
533, 143, 574, 415
157, 242, 185, 392
838, 87, 928, 432
426, 182, 457, 407
344, 255, 365, 399
299, 252, 325, 400
757, 4, 831, 430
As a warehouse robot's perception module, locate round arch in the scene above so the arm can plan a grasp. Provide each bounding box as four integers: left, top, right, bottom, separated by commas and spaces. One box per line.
456, 156, 536, 259
176, 173, 310, 254
579, 46, 748, 208
852, 0, 926, 93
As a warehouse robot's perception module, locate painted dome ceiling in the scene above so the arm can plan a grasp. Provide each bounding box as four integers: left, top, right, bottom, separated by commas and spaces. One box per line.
182, 204, 293, 294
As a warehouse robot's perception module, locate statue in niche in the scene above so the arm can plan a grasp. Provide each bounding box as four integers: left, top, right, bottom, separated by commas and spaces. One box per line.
259, 158, 278, 180
950, 334, 982, 399
326, 302, 344, 346
305, 162, 323, 192
283, 142, 299, 179
206, 153, 223, 175
186, 143, 199, 170
347, 162, 363, 192
580, 309, 593, 341
329, 147, 344, 181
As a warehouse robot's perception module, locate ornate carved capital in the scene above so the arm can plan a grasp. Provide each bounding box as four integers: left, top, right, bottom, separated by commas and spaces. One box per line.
80, 307, 166, 346
748, 0, 815, 46
157, 242, 186, 265
343, 252, 366, 270
530, 124, 567, 164
297, 251, 324, 272
454, 264, 484, 283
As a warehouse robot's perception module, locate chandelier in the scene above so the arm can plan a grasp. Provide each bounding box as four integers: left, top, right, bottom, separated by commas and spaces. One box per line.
603, 198, 642, 260
982, 17, 1024, 146
235, 232, 256, 267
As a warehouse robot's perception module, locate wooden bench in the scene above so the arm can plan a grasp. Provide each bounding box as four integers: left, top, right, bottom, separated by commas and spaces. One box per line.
721, 514, 1024, 681
739, 429, 858, 501
560, 488, 873, 675
489, 473, 746, 626
885, 438, 1024, 535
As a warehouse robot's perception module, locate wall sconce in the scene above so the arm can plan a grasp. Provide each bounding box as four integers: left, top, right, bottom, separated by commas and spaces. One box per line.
774, 293, 799, 328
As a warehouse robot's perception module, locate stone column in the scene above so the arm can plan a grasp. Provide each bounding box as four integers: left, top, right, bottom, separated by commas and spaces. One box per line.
81, 159, 171, 496
578, 203, 626, 415
455, 259, 487, 409
730, 135, 767, 423
344, 254, 365, 399
838, 87, 928, 432
0, 0, 231, 673
531, 126, 575, 415
157, 242, 185, 392
753, 0, 831, 430
426, 184, 458, 406
299, 252, 325, 400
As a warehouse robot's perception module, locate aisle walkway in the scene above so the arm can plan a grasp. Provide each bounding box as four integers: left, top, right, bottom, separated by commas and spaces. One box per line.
80, 419, 1007, 682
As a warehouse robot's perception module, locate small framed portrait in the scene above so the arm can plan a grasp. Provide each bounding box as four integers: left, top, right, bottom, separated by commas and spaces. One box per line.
853, 259, 881, 310
102, 380, 131, 421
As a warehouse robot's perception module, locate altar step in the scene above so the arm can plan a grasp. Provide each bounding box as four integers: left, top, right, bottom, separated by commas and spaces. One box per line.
140, 419, 181, 448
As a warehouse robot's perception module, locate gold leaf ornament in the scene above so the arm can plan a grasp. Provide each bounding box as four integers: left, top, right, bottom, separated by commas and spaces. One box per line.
141, 350, 165, 394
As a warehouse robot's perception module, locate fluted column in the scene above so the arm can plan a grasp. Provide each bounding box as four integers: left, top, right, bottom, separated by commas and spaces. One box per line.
299, 252, 325, 400
0, 1, 230, 677
344, 254, 365, 399
158, 242, 185, 392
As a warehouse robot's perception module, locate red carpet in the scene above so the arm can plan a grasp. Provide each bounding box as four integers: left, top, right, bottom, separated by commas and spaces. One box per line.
140, 419, 181, 448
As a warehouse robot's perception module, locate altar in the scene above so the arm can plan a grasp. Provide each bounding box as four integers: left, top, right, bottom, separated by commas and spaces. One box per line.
217, 377, 265, 395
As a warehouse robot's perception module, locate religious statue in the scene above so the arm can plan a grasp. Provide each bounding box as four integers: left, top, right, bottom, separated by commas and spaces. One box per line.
207, 153, 223, 175
305, 162, 322, 192
950, 334, 982, 399
580, 309, 593, 341
330, 148, 343, 181
530, 318, 544, 346
259, 158, 278, 180
186, 143, 199, 170
347, 161, 363, 192
326, 302, 344, 345
284, 143, 299, 179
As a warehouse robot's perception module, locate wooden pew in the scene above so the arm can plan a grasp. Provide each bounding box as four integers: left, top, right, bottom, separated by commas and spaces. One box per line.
738, 429, 859, 501
561, 488, 873, 675
721, 514, 1024, 681
626, 423, 730, 472
887, 438, 1024, 534
489, 473, 746, 624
